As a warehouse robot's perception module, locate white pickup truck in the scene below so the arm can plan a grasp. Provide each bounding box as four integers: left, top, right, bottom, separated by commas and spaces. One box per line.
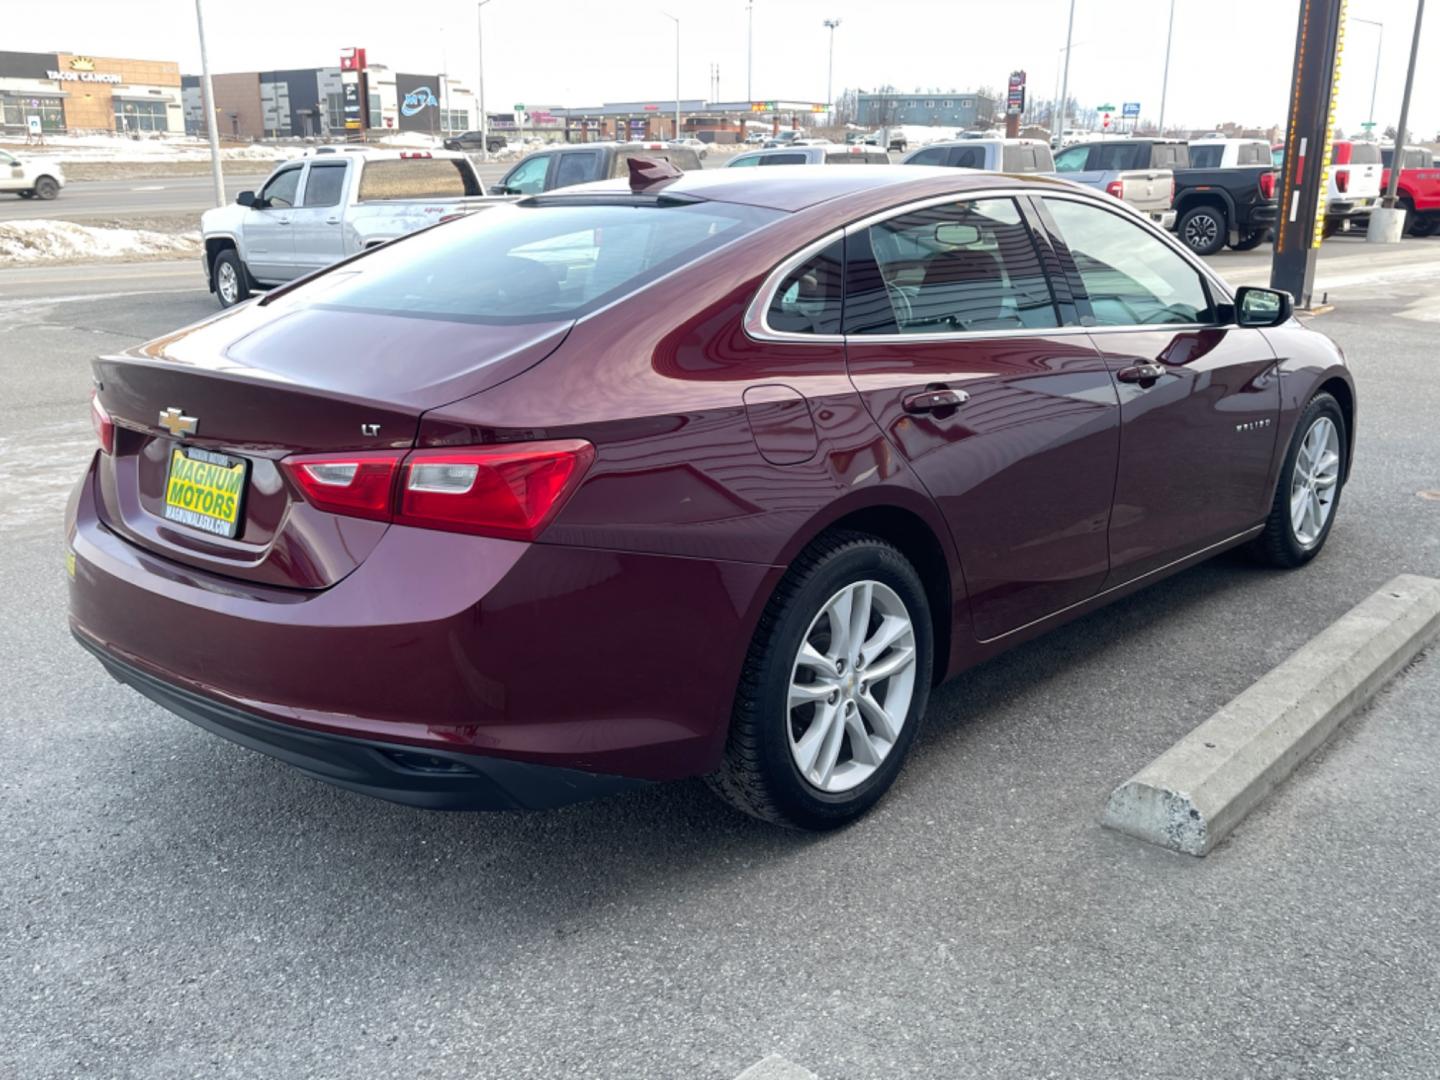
200, 149, 503, 307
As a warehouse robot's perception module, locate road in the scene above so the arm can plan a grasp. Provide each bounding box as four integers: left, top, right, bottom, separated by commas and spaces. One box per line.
2, 246, 1439, 1079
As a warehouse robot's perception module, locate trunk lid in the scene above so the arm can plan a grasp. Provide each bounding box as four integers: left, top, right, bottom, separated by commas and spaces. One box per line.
92, 301, 571, 589
1117, 170, 1173, 214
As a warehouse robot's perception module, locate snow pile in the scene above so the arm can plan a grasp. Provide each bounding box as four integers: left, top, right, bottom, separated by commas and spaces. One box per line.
0, 219, 202, 263
1, 133, 302, 163
889, 124, 964, 146
373, 131, 445, 148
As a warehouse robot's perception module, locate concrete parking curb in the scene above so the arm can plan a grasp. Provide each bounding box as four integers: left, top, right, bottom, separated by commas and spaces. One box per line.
1103, 574, 1440, 857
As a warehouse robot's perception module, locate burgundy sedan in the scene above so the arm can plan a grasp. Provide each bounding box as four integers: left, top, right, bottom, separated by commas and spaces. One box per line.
67, 165, 1354, 829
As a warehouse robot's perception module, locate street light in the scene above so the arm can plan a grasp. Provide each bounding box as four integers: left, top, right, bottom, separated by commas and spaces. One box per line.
662, 11, 681, 140
1351, 17, 1383, 136
1056, 0, 1077, 144
193, 0, 225, 208
823, 18, 840, 124
747, 1, 754, 102
477, 0, 496, 161
1158, 0, 1176, 134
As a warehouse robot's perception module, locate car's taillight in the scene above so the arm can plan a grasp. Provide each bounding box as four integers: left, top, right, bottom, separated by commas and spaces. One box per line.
1335, 169, 1348, 193
281, 440, 595, 540
281, 450, 404, 522
396, 440, 595, 541
1170, 178, 1177, 204
90, 392, 114, 455
1105, 179, 1124, 198
1259, 170, 1276, 199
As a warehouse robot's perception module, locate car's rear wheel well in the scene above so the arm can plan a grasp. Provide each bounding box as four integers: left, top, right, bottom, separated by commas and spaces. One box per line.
1176, 191, 1228, 218
1317, 376, 1355, 481
814, 506, 952, 684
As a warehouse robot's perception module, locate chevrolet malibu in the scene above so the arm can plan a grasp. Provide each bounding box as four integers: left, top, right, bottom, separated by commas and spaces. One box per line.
67, 165, 1355, 830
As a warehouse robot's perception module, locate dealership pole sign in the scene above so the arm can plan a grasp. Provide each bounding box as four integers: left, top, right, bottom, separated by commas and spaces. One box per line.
1006, 71, 1025, 116
339, 47, 368, 130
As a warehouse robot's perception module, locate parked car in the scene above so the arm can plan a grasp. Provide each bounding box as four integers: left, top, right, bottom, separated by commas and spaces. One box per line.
1325, 140, 1383, 233
0, 148, 64, 200
763, 130, 807, 149
200, 149, 497, 308
69, 166, 1354, 829
846, 132, 881, 146
1052, 138, 1179, 229
1186, 138, 1272, 169
493, 142, 702, 195
1052, 127, 1091, 149
668, 136, 710, 159
727, 145, 890, 167
901, 138, 1054, 174
1378, 145, 1440, 236
442, 129, 509, 154
744, 131, 768, 145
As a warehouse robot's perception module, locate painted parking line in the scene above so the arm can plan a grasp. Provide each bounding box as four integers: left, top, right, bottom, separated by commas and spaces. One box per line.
733, 1055, 820, 1080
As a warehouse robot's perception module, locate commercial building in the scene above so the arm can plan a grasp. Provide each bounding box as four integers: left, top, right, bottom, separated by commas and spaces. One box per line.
182, 64, 476, 139
0, 49, 184, 136
552, 99, 826, 143
855, 90, 997, 129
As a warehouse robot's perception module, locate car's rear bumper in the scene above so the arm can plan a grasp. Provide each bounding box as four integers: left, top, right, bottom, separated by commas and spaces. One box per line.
1248, 202, 1279, 228
1146, 209, 1177, 230
74, 630, 646, 810
1327, 197, 1377, 218
66, 455, 774, 798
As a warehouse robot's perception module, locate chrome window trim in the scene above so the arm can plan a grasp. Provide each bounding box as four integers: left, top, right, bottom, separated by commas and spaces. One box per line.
742, 184, 1236, 347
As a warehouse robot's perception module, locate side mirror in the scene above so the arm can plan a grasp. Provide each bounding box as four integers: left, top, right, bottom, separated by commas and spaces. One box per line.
236, 190, 256, 207
1235, 286, 1293, 328
489, 184, 511, 196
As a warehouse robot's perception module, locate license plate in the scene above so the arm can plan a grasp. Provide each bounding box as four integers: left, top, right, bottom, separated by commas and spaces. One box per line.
163, 446, 247, 539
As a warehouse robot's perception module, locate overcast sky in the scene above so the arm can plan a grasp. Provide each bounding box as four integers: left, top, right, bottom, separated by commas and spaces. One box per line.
9, 0, 1437, 136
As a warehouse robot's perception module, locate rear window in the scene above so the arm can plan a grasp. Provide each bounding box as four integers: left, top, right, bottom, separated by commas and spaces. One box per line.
1237, 142, 1267, 165
301, 200, 780, 324
1348, 143, 1382, 165
356, 158, 481, 200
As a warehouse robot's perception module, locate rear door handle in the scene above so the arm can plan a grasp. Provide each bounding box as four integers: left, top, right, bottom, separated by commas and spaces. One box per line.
1116, 362, 1166, 384
324, 217, 340, 225
903, 388, 969, 413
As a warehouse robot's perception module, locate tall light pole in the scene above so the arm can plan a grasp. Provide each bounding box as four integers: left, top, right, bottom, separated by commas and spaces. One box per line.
747, 2, 754, 102
663, 12, 681, 139
823, 18, 840, 123
1351, 17, 1384, 136
1382, 0, 1426, 207
477, 0, 495, 160
1157, 0, 1176, 134
193, 0, 225, 208
1056, 0, 1077, 142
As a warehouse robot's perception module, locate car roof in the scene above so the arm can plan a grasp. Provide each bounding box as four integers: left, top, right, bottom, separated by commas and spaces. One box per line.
914, 138, 1046, 148
553, 163, 1068, 212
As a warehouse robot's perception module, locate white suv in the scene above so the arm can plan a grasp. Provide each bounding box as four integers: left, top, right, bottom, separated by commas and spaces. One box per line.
0, 149, 65, 200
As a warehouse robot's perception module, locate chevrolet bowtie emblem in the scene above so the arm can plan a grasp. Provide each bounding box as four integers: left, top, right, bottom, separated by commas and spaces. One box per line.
158, 407, 198, 437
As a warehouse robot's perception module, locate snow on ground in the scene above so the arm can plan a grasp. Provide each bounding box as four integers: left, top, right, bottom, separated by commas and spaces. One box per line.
1, 133, 297, 163
0, 219, 201, 264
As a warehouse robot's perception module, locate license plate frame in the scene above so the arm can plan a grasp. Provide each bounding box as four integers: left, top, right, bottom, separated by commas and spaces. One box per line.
162, 445, 248, 540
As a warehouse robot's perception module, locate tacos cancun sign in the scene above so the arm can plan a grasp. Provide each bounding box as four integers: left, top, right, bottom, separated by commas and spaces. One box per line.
47, 69, 122, 84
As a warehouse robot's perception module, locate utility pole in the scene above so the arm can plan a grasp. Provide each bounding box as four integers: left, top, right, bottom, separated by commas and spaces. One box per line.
1056, 0, 1077, 142
1382, 0, 1426, 208
1157, 0, 1176, 135
823, 18, 840, 123
477, 0, 494, 160
663, 12, 681, 139
193, 0, 225, 208
747, 1, 754, 102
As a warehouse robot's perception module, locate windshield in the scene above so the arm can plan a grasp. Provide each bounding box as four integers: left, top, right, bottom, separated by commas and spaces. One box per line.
299, 199, 781, 324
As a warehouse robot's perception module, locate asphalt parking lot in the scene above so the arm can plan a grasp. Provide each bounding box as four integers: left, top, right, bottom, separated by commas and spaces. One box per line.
2, 240, 1438, 1078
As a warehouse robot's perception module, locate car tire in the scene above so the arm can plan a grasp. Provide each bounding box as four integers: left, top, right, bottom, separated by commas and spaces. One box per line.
212, 248, 251, 308
1178, 205, 1227, 256
1411, 215, 1439, 238
707, 531, 934, 830
1229, 229, 1268, 251
1251, 392, 1347, 568
33, 176, 59, 200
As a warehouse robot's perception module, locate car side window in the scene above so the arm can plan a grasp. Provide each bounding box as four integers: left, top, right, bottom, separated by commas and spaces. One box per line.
729, 155, 760, 167
1237, 143, 1263, 165
759, 153, 807, 165
844, 197, 1059, 335
0, 151, 16, 166
1189, 144, 1222, 168
554, 151, 601, 187
1093, 143, 1144, 170
906, 146, 948, 166
260, 166, 302, 209
1053, 146, 1089, 172
301, 163, 347, 207
766, 239, 843, 335
504, 154, 552, 194
1045, 198, 1214, 327
949, 146, 986, 168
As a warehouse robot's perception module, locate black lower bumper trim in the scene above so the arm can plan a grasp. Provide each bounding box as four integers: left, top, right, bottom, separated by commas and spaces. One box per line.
75, 631, 649, 811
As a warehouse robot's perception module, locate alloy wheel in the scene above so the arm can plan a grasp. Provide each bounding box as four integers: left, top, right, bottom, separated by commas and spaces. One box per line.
1290, 415, 1341, 547
1184, 212, 1219, 248
787, 580, 917, 793
217, 261, 239, 305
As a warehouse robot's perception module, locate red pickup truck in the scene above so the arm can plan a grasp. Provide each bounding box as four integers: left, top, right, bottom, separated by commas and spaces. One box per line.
1380, 146, 1440, 236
